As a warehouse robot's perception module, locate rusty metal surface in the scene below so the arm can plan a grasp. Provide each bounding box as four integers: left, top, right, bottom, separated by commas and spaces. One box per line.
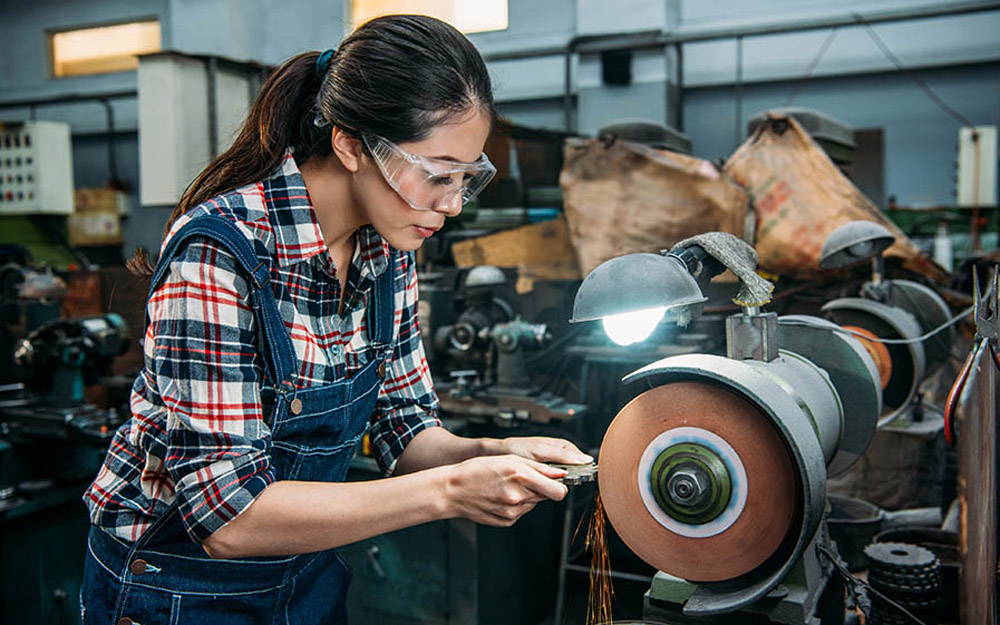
958, 339, 998, 625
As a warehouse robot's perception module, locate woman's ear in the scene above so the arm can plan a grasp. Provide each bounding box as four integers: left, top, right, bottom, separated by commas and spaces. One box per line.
331, 128, 363, 173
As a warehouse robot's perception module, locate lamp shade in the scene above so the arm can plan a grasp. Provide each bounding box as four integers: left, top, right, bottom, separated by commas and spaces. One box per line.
819, 221, 895, 269
571, 253, 707, 323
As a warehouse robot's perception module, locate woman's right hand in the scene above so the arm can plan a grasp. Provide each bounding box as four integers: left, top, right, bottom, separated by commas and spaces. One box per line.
442, 455, 569, 527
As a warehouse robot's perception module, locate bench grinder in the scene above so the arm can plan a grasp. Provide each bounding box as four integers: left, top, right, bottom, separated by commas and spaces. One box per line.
572, 232, 889, 623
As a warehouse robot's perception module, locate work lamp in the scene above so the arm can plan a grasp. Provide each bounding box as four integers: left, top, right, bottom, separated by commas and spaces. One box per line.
570, 246, 722, 345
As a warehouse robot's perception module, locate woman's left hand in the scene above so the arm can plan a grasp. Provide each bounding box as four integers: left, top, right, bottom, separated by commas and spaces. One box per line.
493, 437, 593, 465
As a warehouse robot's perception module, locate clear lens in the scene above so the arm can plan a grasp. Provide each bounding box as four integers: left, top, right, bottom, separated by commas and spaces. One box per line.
364, 135, 496, 210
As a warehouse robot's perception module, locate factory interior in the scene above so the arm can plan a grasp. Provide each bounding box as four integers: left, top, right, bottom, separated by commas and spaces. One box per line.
1, 0, 999, 624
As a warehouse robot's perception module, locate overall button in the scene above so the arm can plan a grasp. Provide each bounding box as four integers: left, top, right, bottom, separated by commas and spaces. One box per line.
290, 398, 303, 415
376, 362, 386, 378
129, 559, 147, 575
117, 618, 134, 625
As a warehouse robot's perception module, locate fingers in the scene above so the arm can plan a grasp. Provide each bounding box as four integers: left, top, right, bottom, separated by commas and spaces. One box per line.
524, 458, 569, 480
483, 501, 540, 527
513, 437, 593, 465
513, 459, 569, 502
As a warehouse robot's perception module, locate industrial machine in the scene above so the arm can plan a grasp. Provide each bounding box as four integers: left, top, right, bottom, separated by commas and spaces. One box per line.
818, 221, 954, 426
571, 229, 955, 624
423, 265, 585, 429
0, 262, 130, 625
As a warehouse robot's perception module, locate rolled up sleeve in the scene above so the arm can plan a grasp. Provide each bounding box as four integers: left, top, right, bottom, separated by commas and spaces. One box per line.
150, 237, 275, 542
369, 251, 442, 475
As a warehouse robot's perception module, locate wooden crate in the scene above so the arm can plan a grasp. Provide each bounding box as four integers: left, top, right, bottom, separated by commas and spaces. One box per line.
451, 215, 580, 293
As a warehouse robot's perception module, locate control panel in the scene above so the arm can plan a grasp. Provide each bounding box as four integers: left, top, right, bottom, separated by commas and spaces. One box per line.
0, 121, 73, 215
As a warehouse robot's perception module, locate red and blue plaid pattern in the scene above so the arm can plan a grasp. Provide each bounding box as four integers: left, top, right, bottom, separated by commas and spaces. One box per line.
85, 153, 441, 542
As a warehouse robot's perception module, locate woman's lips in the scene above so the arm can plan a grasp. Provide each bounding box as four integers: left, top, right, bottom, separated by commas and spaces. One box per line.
413, 226, 438, 238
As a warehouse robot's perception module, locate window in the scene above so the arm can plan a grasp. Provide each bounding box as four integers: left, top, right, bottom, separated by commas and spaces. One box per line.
352, 0, 508, 34
50, 20, 162, 78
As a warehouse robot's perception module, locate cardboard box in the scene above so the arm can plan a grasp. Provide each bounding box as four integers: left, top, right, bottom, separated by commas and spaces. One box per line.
69, 188, 125, 246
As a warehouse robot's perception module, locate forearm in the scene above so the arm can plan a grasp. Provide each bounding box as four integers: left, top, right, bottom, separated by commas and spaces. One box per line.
203, 467, 452, 559
393, 426, 504, 474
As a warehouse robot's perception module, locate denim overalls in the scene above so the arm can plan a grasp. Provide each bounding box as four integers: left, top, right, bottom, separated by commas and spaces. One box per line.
81, 215, 396, 624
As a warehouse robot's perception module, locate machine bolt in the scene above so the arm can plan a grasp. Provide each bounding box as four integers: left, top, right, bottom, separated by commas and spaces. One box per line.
666, 465, 710, 507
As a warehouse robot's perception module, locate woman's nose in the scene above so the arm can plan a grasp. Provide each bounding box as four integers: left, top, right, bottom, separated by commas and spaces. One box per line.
434, 193, 463, 218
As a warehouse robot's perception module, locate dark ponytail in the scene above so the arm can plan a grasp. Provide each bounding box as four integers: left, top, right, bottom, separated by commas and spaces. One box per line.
132, 14, 495, 276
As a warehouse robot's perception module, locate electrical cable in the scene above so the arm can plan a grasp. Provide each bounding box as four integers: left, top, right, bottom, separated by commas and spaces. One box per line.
943, 338, 982, 447
777, 305, 973, 345
817, 543, 929, 625
852, 13, 977, 128
784, 27, 840, 106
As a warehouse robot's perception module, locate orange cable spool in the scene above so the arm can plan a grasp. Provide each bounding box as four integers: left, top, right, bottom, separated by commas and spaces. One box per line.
842, 325, 892, 389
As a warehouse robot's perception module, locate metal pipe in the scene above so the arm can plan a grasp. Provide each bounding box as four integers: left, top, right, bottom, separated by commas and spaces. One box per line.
486, 1, 998, 138
675, 43, 685, 131
0, 90, 137, 110
98, 97, 119, 184
734, 36, 744, 147
482, 1, 1000, 62
206, 57, 219, 157
0, 92, 134, 185
563, 50, 574, 133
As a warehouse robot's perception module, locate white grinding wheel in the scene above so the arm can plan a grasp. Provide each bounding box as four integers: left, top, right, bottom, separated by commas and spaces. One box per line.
598, 382, 798, 582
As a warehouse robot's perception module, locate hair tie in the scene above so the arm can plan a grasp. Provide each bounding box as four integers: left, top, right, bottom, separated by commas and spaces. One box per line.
315, 48, 336, 77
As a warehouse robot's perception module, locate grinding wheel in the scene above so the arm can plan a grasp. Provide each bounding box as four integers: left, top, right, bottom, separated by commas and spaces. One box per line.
598, 382, 798, 582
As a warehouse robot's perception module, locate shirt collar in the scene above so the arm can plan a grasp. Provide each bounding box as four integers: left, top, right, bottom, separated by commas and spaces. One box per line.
262, 153, 326, 267
264, 151, 391, 276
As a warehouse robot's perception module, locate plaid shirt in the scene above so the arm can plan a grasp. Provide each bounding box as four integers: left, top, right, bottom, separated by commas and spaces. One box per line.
85, 153, 441, 543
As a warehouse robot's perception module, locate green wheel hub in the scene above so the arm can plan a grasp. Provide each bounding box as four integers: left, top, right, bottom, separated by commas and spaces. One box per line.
650, 443, 732, 525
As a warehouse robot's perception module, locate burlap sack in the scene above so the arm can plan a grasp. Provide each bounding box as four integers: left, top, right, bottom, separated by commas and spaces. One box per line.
724, 112, 946, 281
560, 138, 748, 276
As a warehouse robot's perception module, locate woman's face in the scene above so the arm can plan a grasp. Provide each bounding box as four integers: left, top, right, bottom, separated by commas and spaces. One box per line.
356, 109, 492, 251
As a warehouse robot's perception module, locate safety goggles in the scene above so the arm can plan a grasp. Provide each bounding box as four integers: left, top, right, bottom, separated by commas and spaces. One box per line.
363, 134, 497, 211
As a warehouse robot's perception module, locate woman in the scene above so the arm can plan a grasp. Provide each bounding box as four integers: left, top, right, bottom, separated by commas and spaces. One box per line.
81, 14, 590, 624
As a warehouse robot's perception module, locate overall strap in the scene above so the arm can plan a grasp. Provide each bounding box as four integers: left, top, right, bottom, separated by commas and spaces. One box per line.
366, 250, 397, 357
147, 215, 298, 399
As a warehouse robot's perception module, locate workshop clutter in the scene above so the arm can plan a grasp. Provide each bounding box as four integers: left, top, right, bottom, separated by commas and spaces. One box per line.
724, 113, 945, 281
560, 138, 748, 275
559, 113, 946, 282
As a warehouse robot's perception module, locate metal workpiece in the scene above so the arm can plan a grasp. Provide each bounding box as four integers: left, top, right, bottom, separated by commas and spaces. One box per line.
742, 351, 844, 467
726, 311, 779, 361
823, 297, 926, 422
777, 315, 881, 477
550, 462, 598, 486
620, 354, 828, 614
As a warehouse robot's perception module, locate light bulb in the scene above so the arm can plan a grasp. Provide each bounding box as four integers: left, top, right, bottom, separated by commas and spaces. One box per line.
601, 307, 667, 346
